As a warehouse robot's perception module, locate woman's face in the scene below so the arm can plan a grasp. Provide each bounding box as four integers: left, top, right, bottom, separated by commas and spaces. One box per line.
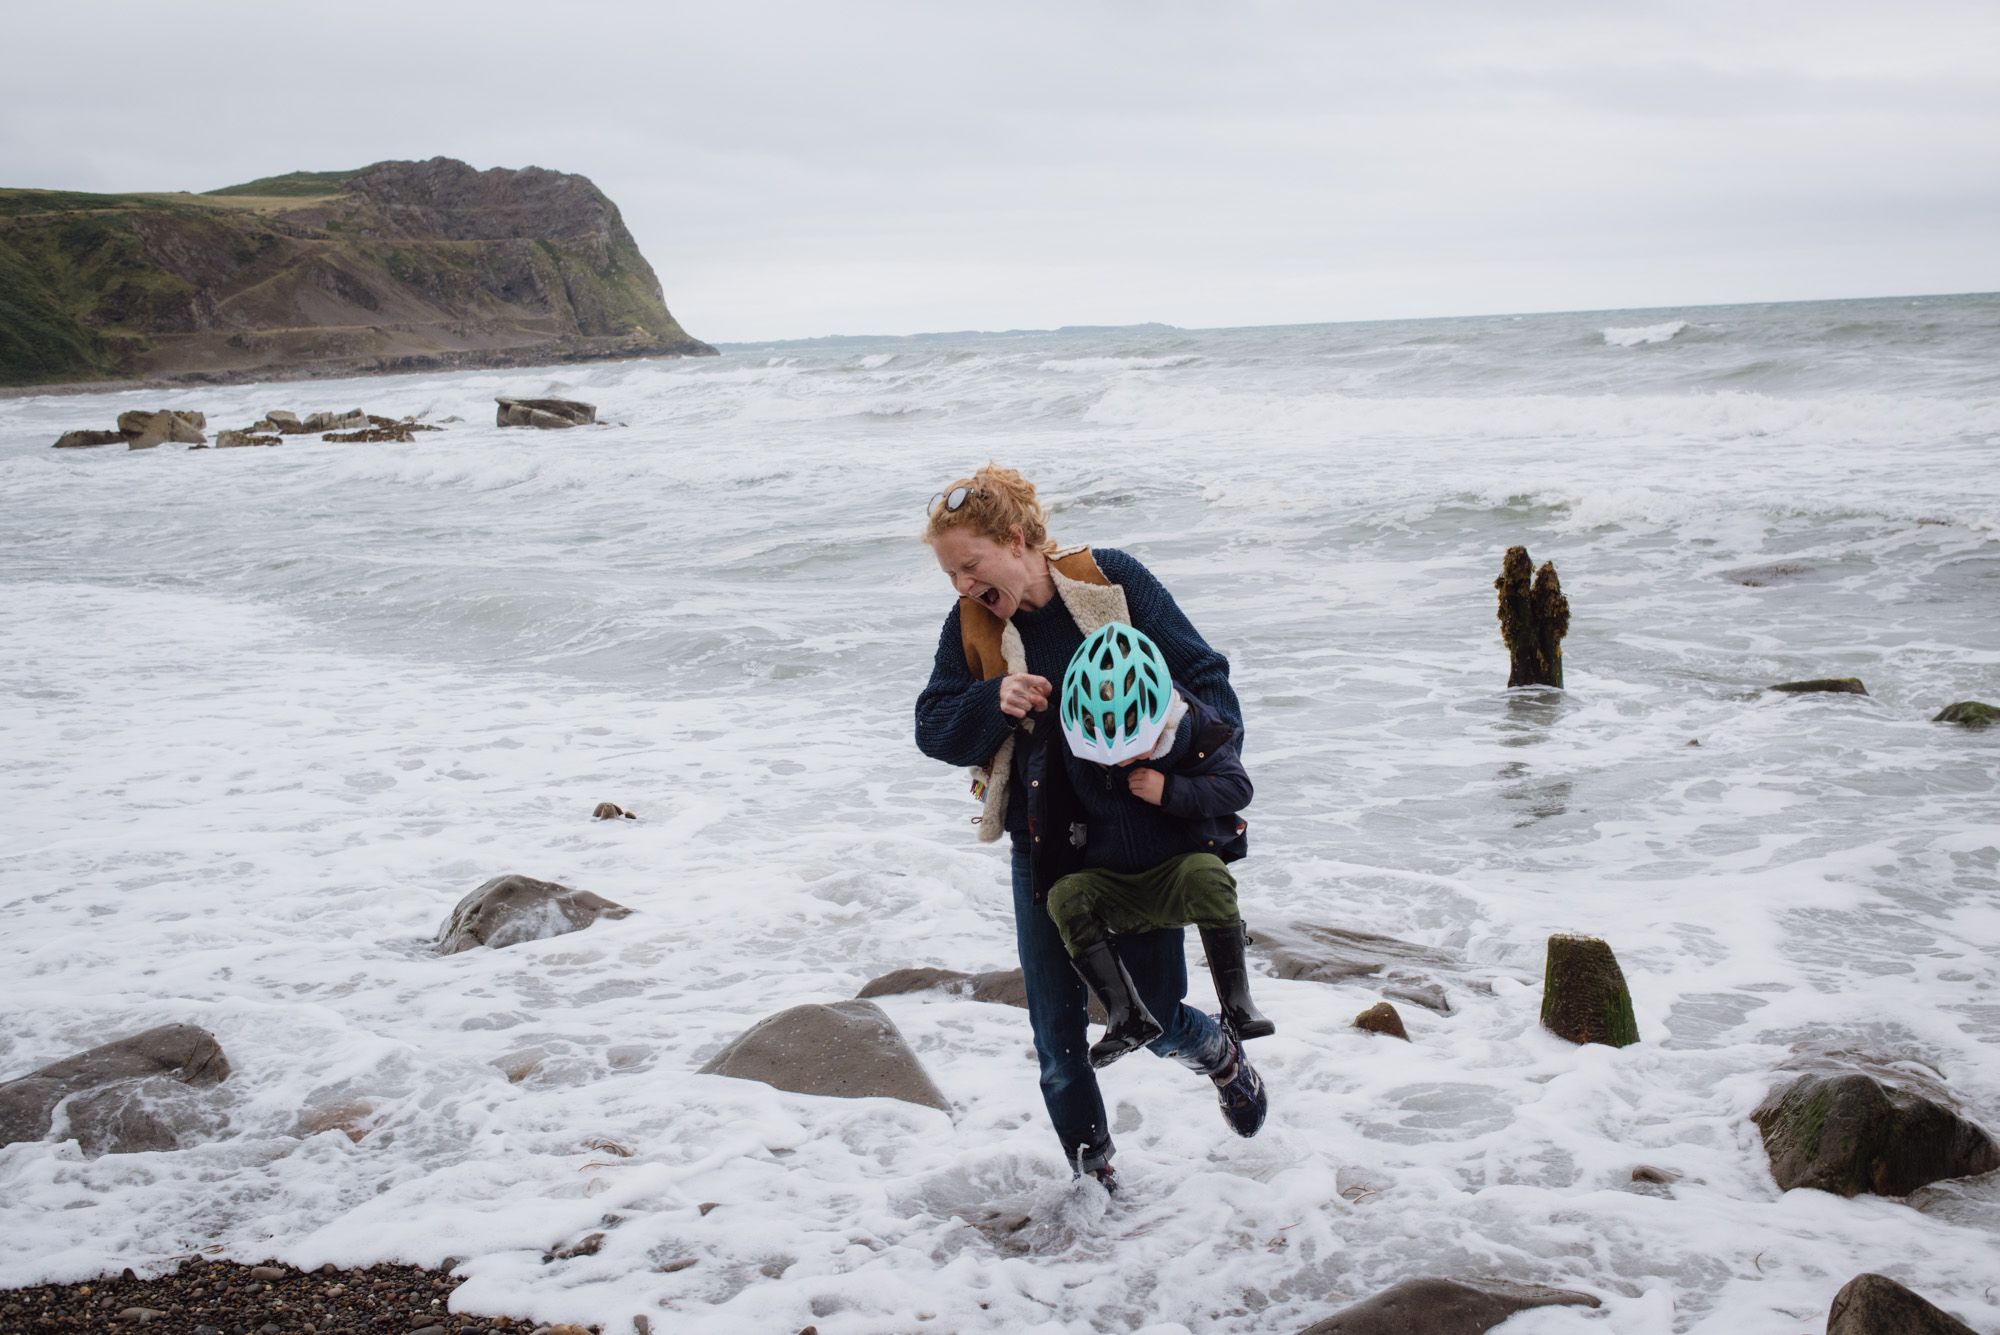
932, 527, 1035, 620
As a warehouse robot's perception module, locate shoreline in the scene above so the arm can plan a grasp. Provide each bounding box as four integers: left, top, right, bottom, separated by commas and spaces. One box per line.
0, 1259, 590, 1335
0, 346, 717, 402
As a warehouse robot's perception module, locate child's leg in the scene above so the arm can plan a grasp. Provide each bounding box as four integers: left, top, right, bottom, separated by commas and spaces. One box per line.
1045, 869, 1163, 1068
1154, 855, 1278, 1041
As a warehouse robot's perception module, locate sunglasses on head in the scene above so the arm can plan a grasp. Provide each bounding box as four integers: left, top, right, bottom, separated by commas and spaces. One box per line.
927, 485, 985, 517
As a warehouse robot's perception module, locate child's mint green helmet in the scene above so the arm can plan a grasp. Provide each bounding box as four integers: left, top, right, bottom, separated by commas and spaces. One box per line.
1060, 623, 1172, 765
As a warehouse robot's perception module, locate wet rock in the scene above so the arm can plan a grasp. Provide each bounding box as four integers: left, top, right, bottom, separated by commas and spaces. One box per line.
53, 429, 124, 449
435, 874, 632, 954
1353, 1001, 1409, 1040
1495, 545, 1568, 688
497, 396, 596, 428
266, 410, 304, 432
296, 1098, 381, 1142
858, 965, 1105, 1025
1540, 933, 1639, 1047
324, 424, 415, 443
543, 1232, 604, 1262
1826, 1273, 1979, 1335
592, 801, 637, 820
1297, 1276, 1600, 1334
300, 408, 366, 432
1630, 1165, 1681, 1185
62, 1076, 231, 1155
1752, 1066, 1999, 1198
0, 1023, 230, 1152
1769, 677, 1868, 695
248, 1266, 286, 1281
214, 430, 282, 448
699, 1000, 950, 1111
118, 409, 206, 449
116, 1309, 166, 1324
1932, 701, 1998, 727
1249, 922, 1466, 1014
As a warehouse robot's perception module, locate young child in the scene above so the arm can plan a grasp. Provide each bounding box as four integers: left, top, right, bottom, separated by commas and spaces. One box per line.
1047, 622, 1275, 1068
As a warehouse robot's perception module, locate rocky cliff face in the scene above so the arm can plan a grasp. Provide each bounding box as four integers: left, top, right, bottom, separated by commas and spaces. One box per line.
0, 157, 714, 387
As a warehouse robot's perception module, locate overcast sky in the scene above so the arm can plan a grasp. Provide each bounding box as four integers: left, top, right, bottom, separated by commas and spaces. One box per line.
6, 2, 1996, 342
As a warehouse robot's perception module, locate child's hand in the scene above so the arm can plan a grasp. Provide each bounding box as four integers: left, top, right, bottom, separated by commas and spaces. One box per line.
1125, 766, 1165, 806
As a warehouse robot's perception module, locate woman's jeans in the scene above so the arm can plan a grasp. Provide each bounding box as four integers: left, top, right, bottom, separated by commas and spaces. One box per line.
1011, 842, 1230, 1173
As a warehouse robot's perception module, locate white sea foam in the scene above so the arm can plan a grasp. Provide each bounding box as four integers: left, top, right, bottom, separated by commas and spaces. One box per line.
1040, 353, 1201, 373
3, 297, 1998, 1333
1603, 320, 1690, 347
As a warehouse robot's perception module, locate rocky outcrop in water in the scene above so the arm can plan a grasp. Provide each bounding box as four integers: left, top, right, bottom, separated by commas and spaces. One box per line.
2, 156, 715, 387
1540, 933, 1640, 1047
1932, 701, 1997, 727
0, 1023, 231, 1154
1296, 1276, 1600, 1334
1770, 678, 1869, 695
1495, 545, 1568, 688
1248, 921, 1469, 1014
1752, 1063, 1999, 1198
1826, 1273, 1981, 1335
859, 965, 1107, 1025
699, 1000, 950, 1111
434, 874, 632, 953
497, 395, 596, 428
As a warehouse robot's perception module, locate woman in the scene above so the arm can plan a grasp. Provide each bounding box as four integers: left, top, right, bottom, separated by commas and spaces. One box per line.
913, 463, 1269, 1191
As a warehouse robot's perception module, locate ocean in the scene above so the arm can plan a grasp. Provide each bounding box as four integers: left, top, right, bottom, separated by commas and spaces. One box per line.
2, 293, 1997, 1333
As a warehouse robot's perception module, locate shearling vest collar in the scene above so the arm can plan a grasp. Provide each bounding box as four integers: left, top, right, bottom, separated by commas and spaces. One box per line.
958, 545, 1129, 842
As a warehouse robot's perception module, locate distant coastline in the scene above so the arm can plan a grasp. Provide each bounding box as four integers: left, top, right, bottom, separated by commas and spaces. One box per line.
0, 157, 715, 391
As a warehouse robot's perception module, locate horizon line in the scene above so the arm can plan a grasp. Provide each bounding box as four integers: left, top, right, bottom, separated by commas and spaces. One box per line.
711, 287, 2000, 349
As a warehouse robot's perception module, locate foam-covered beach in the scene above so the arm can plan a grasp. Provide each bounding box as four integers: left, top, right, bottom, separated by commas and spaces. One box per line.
3, 294, 1997, 1333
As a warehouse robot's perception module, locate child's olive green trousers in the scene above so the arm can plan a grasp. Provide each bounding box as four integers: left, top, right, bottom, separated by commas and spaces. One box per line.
1045, 852, 1241, 956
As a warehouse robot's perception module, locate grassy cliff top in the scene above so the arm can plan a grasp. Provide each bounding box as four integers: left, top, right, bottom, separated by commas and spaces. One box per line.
204, 168, 370, 197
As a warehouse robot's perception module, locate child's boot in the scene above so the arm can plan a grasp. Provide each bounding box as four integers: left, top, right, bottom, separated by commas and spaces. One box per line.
1199, 921, 1276, 1040
1071, 940, 1164, 1068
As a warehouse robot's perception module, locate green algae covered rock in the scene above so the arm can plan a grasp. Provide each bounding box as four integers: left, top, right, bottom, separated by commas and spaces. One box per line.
1540, 933, 1639, 1048
1932, 701, 1998, 727
1752, 1070, 1999, 1198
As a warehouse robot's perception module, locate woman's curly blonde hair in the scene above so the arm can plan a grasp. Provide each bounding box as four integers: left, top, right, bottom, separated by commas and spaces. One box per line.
922, 462, 1060, 554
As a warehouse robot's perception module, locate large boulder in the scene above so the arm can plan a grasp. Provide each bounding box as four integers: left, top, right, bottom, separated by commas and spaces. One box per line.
700, 1000, 949, 1111
1752, 1062, 1999, 1198
1769, 678, 1868, 695
1826, 1273, 1979, 1335
434, 874, 632, 954
1296, 1277, 1600, 1335
1249, 922, 1464, 1014
0, 1024, 231, 1154
858, 965, 1106, 1025
1932, 701, 1998, 727
117, 409, 206, 449
52, 429, 124, 449
496, 396, 596, 429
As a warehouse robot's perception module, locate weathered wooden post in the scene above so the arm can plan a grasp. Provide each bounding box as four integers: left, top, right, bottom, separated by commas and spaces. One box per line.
1540, 933, 1639, 1047
1495, 546, 1569, 688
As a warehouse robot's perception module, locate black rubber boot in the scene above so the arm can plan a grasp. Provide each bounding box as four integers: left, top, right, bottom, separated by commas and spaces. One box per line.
1200, 921, 1276, 1041
1071, 940, 1164, 1068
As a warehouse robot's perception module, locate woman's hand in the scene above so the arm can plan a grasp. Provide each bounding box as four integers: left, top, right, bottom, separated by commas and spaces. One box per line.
998, 673, 1053, 719
1125, 767, 1165, 805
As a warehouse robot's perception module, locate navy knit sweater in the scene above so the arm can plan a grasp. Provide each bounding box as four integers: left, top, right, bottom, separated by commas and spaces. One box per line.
914, 548, 1245, 867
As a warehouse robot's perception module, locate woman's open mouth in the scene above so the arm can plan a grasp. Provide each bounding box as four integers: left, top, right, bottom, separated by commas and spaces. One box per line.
980, 588, 1003, 608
